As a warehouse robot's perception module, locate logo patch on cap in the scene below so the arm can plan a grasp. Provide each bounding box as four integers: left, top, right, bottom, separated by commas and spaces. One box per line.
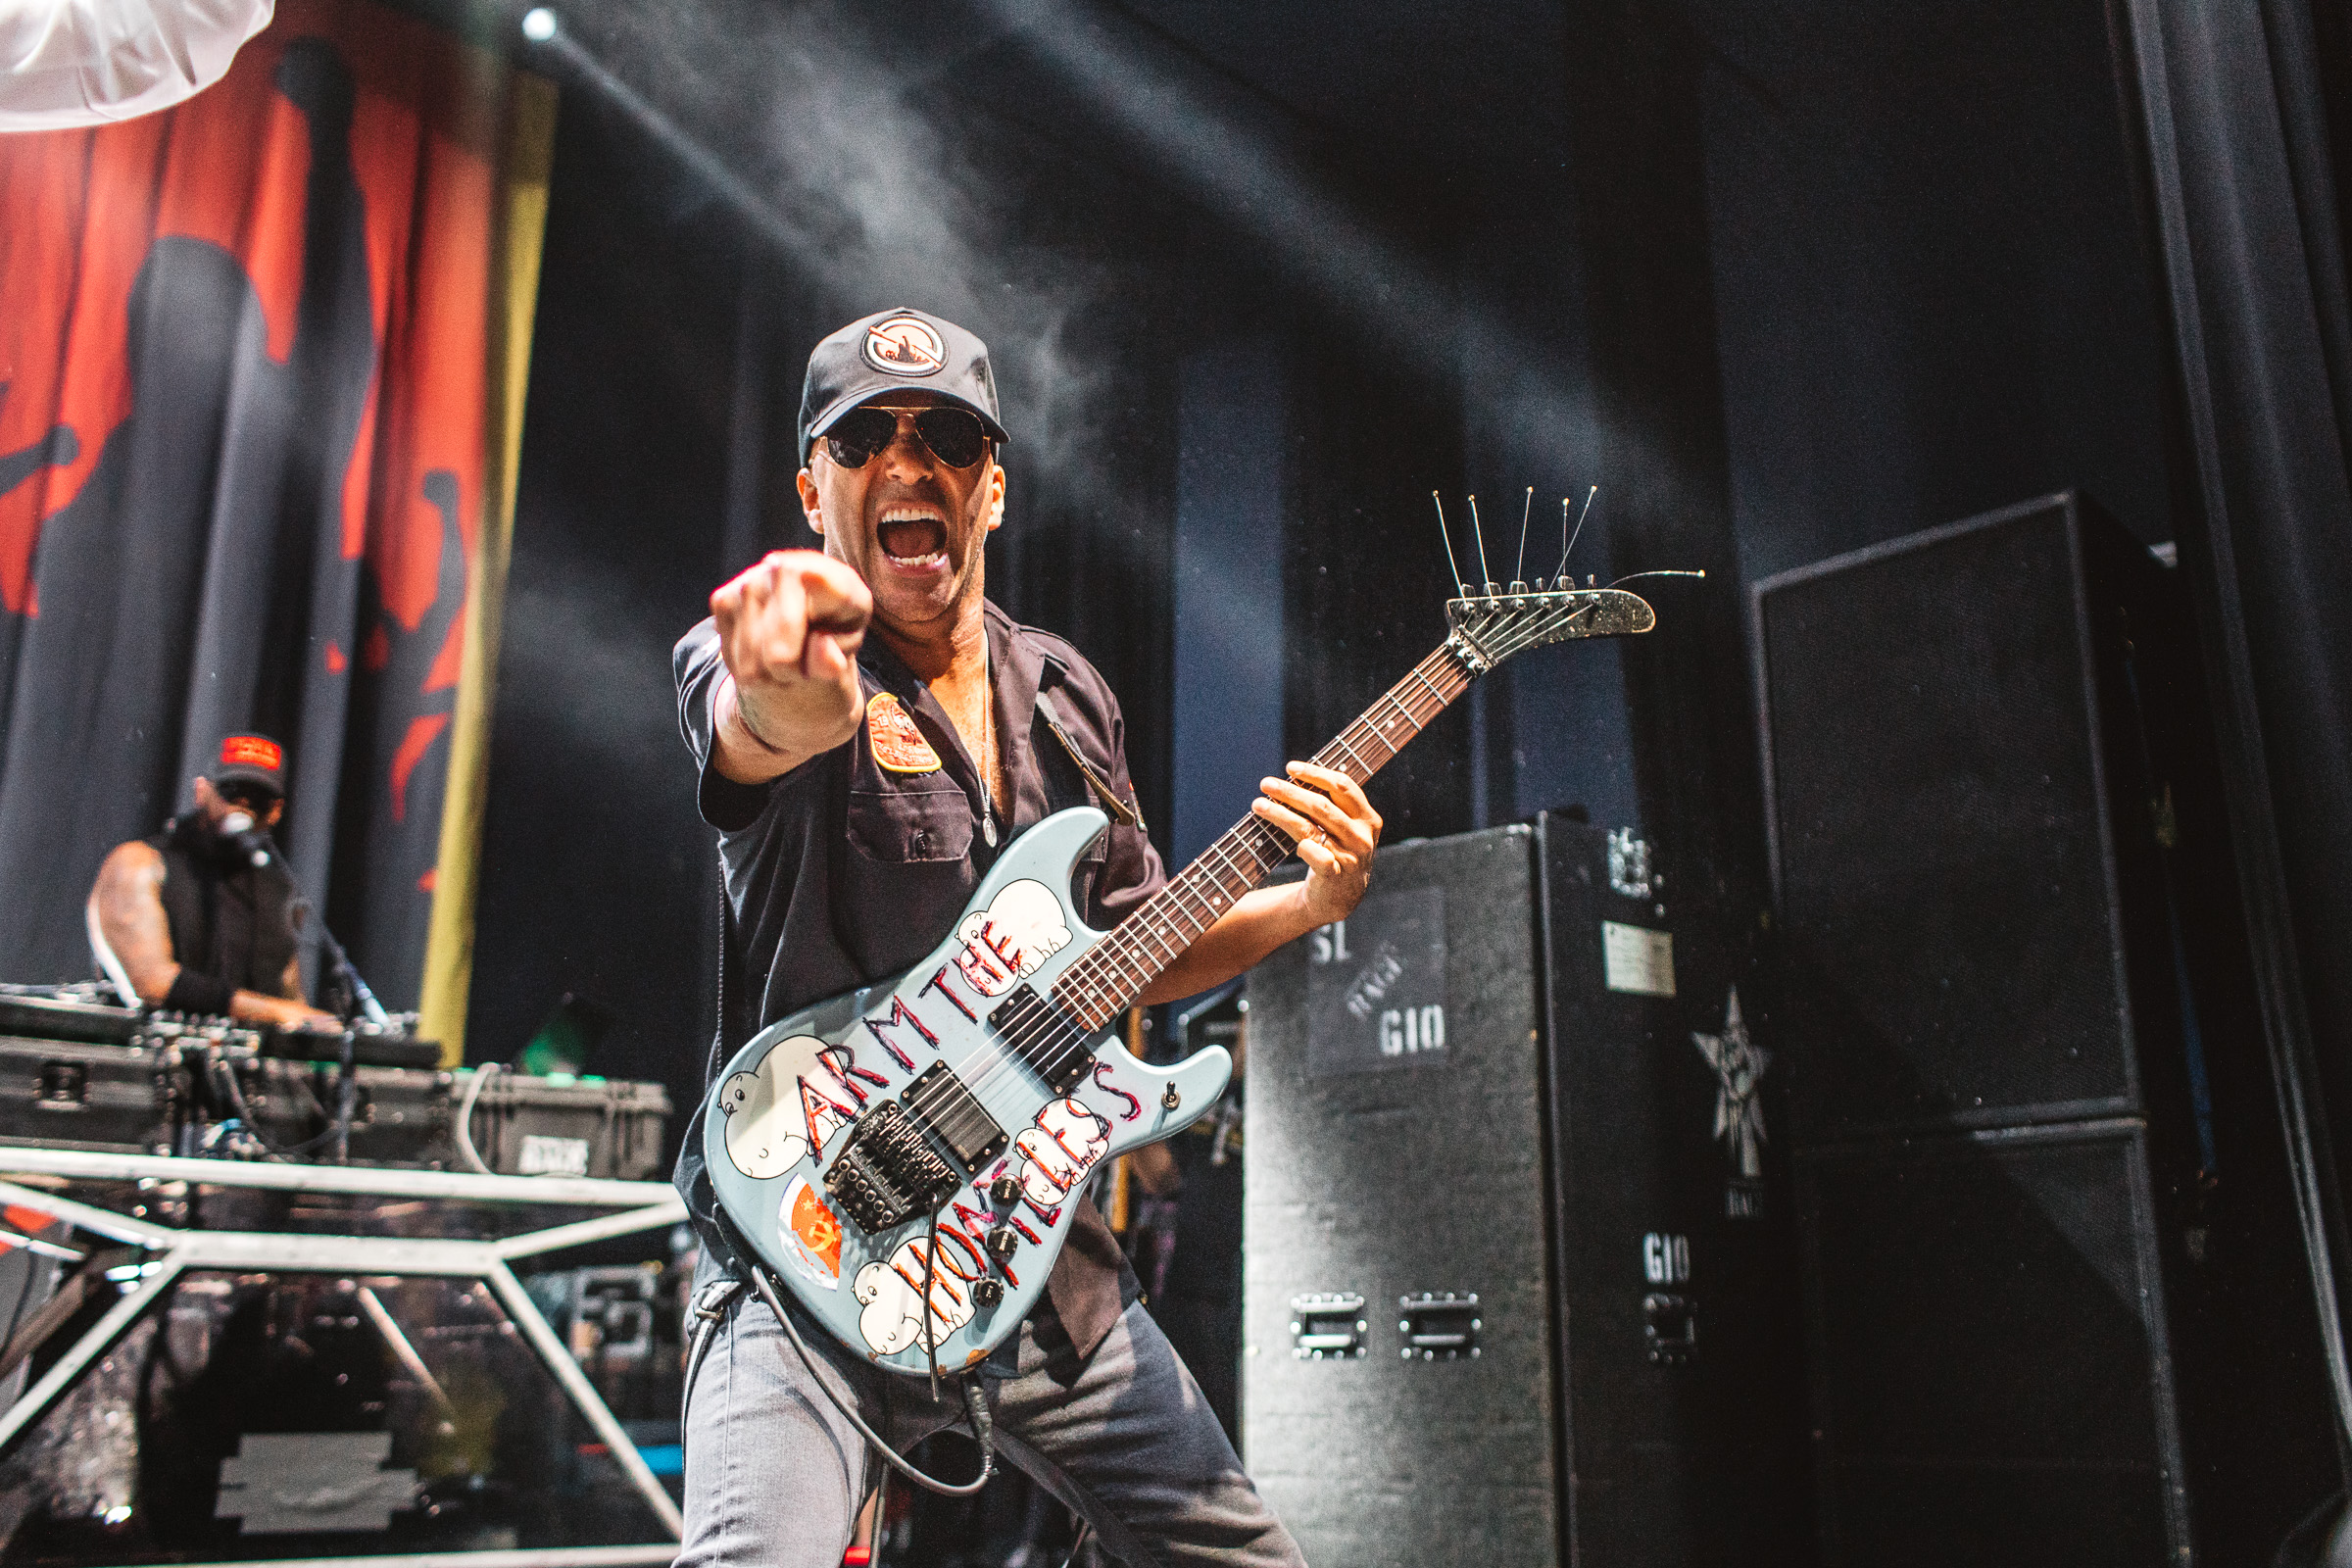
865, 693, 943, 774
863, 315, 947, 377
220, 736, 282, 771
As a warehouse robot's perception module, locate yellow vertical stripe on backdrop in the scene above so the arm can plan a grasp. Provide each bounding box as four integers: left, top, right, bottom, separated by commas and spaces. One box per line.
417, 69, 558, 1066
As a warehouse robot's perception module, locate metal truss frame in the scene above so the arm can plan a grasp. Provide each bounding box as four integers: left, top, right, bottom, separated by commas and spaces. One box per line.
0, 1147, 689, 1567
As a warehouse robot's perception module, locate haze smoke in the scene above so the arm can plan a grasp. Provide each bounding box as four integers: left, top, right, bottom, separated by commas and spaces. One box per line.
540, 0, 1128, 512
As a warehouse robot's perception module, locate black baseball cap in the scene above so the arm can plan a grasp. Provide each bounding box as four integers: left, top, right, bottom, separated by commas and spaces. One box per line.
798, 308, 1008, 464
210, 733, 287, 798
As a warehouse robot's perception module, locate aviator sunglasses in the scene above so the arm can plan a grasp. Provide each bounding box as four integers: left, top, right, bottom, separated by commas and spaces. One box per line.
822, 404, 991, 470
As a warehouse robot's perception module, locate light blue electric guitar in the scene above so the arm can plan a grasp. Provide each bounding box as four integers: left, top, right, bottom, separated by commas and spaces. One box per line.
703, 581, 1657, 1374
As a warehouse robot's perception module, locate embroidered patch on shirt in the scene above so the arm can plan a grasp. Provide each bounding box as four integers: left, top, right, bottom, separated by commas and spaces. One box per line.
866, 692, 943, 773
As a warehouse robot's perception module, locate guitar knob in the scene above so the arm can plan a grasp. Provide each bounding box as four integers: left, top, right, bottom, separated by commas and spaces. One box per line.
973, 1278, 1004, 1308
987, 1225, 1020, 1258
989, 1174, 1022, 1205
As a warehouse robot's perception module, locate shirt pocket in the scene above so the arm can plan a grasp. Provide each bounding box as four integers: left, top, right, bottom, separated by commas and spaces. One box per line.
847, 785, 974, 864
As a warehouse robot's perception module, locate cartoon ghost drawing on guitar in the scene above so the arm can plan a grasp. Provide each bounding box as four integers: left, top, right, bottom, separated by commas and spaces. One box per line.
716, 1036, 854, 1179
855, 1232, 983, 1354
1013, 1098, 1110, 1210
952, 879, 1073, 999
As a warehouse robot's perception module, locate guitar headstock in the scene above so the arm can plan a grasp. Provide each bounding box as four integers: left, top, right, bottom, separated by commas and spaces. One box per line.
1444, 580, 1656, 674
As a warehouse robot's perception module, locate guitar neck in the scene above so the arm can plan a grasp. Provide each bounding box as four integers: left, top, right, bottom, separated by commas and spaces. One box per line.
1048, 643, 1474, 1031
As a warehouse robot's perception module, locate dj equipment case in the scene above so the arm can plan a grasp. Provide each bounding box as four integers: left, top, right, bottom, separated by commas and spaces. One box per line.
0, 1025, 669, 1177
227, 1057, 453, 1166
1243, 819, 1806, 1568
216, 1063, 669, 1176
0, 1033, 183, 1153
455, 1070, 671, 1181
0, 987, 142, 1047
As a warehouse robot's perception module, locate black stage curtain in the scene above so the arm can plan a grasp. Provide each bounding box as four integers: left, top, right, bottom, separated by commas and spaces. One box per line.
2114, 0, 2352, 1455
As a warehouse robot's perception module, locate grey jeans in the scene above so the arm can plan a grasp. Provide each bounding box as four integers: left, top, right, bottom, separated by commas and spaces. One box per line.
677, 1270, 1306, 1568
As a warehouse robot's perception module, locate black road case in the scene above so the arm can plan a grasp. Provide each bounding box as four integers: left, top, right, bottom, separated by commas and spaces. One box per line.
1242, 818, 1806, 1568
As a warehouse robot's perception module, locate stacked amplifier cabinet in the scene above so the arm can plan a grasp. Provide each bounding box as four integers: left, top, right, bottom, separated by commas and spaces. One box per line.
1242, 820, 1806, 1567
1753, 493, 2341, 1564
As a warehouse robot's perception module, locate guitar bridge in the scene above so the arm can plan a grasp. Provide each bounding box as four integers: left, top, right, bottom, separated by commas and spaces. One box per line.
823, 1101, 958, 1234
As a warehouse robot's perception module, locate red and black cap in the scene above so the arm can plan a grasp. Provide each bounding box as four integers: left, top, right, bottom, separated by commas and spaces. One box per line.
798, 308, 1008, 464
209, 733, 287, 798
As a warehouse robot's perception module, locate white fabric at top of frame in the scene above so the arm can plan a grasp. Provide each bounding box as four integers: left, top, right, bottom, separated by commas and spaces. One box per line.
1, 0, 271, 131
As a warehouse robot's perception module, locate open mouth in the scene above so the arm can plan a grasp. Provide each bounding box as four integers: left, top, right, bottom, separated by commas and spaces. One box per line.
875, 508, 949, 570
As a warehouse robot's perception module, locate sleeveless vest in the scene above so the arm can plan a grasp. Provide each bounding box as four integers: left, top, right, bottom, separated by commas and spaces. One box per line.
146, 814, 301, 996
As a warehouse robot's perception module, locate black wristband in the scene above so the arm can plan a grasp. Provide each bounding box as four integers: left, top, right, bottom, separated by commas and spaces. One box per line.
162, 968, 235, 1018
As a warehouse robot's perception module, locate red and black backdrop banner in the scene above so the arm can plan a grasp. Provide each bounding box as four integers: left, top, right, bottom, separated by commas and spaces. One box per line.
0, 0, 513, 1004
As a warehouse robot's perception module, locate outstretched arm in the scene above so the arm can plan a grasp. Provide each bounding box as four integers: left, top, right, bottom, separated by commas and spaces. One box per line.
1140, 762, 1383, 1003
707, 550, 873, 783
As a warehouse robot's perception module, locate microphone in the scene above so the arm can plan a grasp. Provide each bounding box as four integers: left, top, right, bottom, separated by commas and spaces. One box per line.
218, 810, 271, 869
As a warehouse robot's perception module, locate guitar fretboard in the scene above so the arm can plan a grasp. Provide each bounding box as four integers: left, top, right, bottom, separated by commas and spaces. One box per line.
1048, 643, 1474, 1030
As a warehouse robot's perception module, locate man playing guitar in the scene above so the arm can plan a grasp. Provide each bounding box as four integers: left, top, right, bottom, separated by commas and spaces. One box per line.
672, 309, 1381, 1568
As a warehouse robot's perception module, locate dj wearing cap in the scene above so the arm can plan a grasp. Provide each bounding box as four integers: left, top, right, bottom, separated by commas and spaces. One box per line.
86, 734, 336, 1029
671, 310, 1383, 1567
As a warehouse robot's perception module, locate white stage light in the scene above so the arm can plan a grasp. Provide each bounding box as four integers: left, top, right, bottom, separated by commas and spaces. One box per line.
520, 8, 557, 42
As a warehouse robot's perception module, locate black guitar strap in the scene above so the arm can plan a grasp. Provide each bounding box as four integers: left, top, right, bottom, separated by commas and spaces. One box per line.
709, 656, 1142, 1091
1035, 688, 1144, 831
706, 847, 748, 1090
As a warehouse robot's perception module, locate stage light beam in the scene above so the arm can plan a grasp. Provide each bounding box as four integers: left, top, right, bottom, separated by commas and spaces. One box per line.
523, 18, 811, 266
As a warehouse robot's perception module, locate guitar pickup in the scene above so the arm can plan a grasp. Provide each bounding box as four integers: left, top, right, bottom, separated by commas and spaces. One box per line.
901, 1060, 1007, 1173
988, 986, 1095, 1096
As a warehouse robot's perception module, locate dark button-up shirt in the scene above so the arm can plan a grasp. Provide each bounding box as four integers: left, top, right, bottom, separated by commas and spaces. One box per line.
672, 599, 1163, 1359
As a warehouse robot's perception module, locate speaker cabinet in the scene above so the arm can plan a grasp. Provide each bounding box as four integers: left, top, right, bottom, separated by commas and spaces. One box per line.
1242, 820, 1805, 1567
1797, 1123, 2183, 1564
1755, 495, 2155, 1142
1537, 820, 1808, 1566
1754, 492, 2340, 1564
1243, 826, 1555, 1568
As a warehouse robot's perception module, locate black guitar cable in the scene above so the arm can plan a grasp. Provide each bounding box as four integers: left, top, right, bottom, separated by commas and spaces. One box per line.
921, 1207, 945, 1404
746, 1262, 996, 1498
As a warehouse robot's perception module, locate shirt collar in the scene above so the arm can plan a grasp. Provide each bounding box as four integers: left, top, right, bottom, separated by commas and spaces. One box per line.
855, 602, 1059, 824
